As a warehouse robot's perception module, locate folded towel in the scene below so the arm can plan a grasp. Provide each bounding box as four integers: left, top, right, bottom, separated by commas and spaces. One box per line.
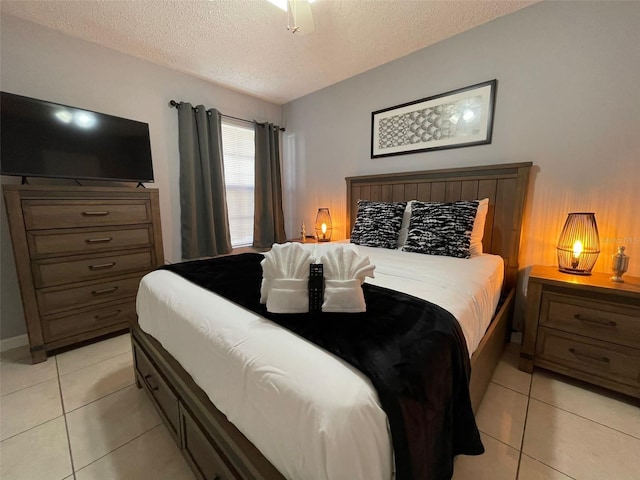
320, 246, 375, 313
260, 242, 313, 307
266, 278, 309, 314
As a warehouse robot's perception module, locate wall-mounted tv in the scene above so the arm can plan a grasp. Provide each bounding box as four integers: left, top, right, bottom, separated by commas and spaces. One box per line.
1, 92, 154, 183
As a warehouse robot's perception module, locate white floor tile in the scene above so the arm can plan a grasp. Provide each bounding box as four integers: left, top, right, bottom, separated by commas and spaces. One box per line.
0, 378, 63, 441
453, 432, 519, 480
518, 454, 573, 480
57, 333, 132, 376
0, 416, 72, 480
530, 370, 640, 440
523, 398, 640, 480
74, 424, 196, 480
475, 382, 529, 449
60, 350, 134, 412
67, 384, 161, 470
0, 354, 58, 395
491, 342, 532, 396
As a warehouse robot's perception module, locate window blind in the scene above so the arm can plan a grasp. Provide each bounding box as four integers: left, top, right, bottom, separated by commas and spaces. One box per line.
222, 120, 255, 247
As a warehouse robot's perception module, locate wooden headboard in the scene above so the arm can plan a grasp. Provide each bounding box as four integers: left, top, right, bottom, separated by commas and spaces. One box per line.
346, 162, 532, 291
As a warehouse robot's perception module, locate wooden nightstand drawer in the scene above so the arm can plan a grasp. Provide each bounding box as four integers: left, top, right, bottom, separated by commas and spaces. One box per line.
520, 266, 640, 398
43, 301, 135, 342
27, 226, 153, 259
37, 274, 143, 315
541, 292, 640, 349
22, 199, 152, 230
536, 327, 640, 392
32, 249, 154, 288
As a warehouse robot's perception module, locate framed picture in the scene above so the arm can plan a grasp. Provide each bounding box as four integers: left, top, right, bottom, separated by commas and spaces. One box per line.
371, 79, 496, 158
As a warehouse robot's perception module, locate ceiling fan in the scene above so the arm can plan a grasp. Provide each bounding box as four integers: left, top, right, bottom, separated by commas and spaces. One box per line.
268, 0, 316, 35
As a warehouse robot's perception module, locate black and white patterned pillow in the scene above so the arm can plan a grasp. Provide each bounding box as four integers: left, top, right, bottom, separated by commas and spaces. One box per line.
403, 200, 479, 258
350, 200, 407, 249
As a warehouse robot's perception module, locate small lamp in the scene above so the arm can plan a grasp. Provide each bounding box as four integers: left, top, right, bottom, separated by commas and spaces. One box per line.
557, 212, 600, 275
315, 208, 332, 242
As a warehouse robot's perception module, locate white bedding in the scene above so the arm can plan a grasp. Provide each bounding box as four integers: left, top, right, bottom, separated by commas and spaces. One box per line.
137, 244, 503, 480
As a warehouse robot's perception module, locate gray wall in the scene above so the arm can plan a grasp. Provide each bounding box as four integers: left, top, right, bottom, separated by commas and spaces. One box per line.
282, 1, 640, 282
0, 15, 282, 340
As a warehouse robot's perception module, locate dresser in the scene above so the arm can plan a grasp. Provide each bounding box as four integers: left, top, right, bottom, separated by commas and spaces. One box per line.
3, 185, 164, 363
520, 265, 640, 398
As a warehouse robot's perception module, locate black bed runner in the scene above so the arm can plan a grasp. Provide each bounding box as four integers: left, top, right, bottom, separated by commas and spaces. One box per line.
160, 253, 483, 480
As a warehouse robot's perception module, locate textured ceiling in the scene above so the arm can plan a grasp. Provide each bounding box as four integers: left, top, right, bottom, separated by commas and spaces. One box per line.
1, 0, 537, 104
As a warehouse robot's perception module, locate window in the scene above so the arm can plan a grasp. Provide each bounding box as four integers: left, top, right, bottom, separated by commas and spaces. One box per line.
221, 120, 255, 247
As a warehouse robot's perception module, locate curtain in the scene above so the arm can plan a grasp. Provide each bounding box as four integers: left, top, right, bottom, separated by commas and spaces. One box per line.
253, 123, 286, 248
177, 103, 232, 258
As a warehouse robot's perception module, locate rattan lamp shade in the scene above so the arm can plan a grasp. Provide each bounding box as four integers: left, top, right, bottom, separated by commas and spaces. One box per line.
315, 208, 332, 242
557, 212, 600, 275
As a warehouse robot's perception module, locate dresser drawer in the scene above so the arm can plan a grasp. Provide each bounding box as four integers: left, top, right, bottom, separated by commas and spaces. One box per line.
541, 292, 640, 349
43, 301, 135, 342
22, 199, 152, 230
27, 226, 153, 259
536, 327, 640, 391
180, 405, 237, 480
37, 274, 143, 316
134, 343, 180, 440
33, 249, 154, 288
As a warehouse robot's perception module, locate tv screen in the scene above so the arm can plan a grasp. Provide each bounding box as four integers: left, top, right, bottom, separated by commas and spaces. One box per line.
1, 92, 154, 183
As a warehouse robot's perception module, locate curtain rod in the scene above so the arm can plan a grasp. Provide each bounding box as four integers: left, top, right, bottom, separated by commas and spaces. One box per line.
168, 100, 285, 132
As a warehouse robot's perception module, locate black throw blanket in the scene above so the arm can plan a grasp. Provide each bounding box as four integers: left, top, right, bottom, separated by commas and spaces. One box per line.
160, 253, 484, 480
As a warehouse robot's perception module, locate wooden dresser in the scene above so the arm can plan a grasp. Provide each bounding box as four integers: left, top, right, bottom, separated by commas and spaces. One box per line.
520, 265, 640, 398
3, 185, 164, 363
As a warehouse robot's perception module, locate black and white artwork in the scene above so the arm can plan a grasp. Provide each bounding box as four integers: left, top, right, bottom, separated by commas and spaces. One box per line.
371, 80, 496, 158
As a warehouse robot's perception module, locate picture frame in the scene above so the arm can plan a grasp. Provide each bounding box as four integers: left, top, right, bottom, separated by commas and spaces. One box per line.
371, 79, 496, 158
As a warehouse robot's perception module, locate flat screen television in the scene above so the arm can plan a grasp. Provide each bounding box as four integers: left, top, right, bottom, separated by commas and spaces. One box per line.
1, 92, 154, 183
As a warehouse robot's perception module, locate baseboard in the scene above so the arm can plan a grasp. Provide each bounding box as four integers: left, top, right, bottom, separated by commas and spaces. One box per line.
0, 334, 28, 352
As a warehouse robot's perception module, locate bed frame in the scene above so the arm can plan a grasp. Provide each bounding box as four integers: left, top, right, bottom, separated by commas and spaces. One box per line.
132, 162, 532, 480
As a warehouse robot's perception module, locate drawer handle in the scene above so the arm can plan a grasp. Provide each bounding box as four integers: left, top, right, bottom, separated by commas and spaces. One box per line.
144, 373, 159, 392
86, 237, 113, 244
574, 314, 617, 328
82, 211, 109, 216
89, 262, 116, 271
569, 347, 610, 364
91, 286, 118, 295
94, 310, 121, 321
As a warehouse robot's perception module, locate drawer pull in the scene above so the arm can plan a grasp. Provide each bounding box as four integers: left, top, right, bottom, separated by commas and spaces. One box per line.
569, 347, 610, 364
574, 314, 617, 328
91, 286, 118, 295
144, 373, 159, 392
94, 310, 121, 321
82, 211, 109, 216
89, 262, 116, 271
86, 237, 113, 244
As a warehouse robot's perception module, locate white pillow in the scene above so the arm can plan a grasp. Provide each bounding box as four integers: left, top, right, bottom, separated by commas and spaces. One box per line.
396, 200, 414, 248
397, 198, 488, 255
469, 198, 489, 256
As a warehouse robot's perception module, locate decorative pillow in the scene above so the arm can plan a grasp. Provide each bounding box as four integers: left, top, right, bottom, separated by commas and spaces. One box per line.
350, 200, 407, 249
403, 200, 479, 258
469, 198, 489, 256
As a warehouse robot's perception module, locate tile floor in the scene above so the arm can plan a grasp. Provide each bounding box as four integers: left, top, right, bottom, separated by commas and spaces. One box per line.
1, 335, 638, 480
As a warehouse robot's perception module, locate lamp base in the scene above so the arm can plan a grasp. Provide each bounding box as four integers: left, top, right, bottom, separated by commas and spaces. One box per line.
611, 275, 625, 283
317, 239, 330, 242
558, 266, 592, 276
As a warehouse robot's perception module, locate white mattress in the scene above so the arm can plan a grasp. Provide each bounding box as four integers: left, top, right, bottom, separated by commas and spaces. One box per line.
137, 244, 503, 480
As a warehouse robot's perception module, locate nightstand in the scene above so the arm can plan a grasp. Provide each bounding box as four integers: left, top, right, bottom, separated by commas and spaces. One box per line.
520, 265, 640, 398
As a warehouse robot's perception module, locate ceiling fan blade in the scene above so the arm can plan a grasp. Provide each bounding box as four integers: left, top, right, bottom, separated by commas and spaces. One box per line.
289, 0, 315, 35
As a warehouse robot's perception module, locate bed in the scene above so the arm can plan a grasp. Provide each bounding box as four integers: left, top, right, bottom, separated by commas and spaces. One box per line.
131, 162, 532, 480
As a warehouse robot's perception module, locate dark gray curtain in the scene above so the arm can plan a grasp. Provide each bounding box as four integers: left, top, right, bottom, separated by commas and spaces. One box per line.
253, 123, 286, 248
177, 103, 232, 258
